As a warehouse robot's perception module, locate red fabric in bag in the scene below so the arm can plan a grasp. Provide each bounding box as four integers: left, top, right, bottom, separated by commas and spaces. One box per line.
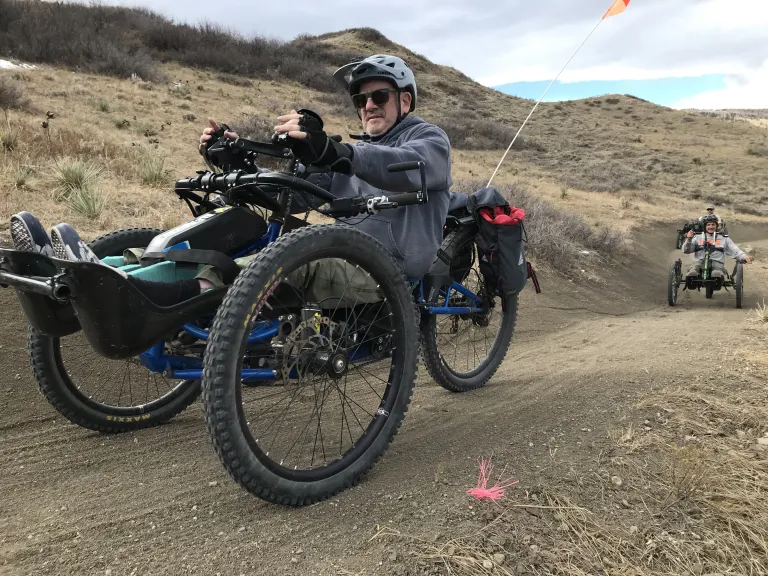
478, 206, 525, 225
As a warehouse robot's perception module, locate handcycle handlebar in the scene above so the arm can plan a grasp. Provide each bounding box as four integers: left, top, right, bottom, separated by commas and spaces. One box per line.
177, 137, 429, 218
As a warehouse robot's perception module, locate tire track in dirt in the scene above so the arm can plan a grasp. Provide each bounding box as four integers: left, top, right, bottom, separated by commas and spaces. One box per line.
0, 222, 765, 575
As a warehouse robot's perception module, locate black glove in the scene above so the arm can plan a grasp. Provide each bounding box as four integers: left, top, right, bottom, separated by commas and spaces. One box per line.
201, 123, 254, 172
198, 122, 230, 157
275, 109, 353, 174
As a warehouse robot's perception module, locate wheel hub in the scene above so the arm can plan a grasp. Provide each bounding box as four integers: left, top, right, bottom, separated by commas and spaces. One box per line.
327, 352, 348, 380
280, 316, 341, 381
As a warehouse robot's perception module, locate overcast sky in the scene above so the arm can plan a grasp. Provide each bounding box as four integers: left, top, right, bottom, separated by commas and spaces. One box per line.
92, 0, 767, 108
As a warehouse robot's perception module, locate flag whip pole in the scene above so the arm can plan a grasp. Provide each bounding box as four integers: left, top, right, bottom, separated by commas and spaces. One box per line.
486, 0, 630, 188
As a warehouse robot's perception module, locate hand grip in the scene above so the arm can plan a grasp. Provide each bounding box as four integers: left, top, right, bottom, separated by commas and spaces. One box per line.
387, 161, 422, 173
384, 193, 423, 207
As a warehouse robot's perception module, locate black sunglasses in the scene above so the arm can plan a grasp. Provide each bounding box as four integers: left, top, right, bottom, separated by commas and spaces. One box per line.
351, 88, 399, 109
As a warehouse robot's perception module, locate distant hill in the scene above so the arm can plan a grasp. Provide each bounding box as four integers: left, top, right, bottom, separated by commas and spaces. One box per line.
1, 0, 767, 216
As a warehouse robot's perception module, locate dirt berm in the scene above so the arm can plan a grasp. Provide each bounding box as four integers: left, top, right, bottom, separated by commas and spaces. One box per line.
1, 221, 766, 575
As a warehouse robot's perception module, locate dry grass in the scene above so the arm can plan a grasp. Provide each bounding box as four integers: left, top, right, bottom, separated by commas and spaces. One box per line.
453, 179, 626, 274
48, 158, 107, 219
0, 78, 29, 111
384, 384, 768, 576
750, 299, 768, 324
379, 315, 768, 576
134, 147, 173, 187
50, 158, 103, 201
0, 3, 766, 247
0, 0, 766, 212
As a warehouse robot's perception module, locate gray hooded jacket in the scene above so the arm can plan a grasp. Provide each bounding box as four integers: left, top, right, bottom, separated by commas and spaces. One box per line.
299, 115, 455, 280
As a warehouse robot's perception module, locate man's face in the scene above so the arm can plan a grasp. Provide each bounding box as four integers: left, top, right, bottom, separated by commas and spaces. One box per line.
355, 79, 412, 136
706, 222, 717, 234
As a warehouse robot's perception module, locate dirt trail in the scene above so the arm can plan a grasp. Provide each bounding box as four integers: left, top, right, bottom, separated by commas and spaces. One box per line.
1, 222, 766, 576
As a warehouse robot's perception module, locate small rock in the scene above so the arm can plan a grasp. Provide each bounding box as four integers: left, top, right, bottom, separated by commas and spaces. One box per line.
691, 562, 704, 575
296, 548, 303, 555
529, 545, 539, 554
482, 560, 493, 569
183, 113, 197, 121
757, 438, 768, 446
290, 557, 298, 564
387, 552, 397, 562
621, 499, 630, 508
736, 430, 746, 439
629, 525, 638, 534
238, 526, 245, 532
611, 475, 623, 487
492, 553, 506, 565
446, 544, 455, 556
206, 480, 217, 486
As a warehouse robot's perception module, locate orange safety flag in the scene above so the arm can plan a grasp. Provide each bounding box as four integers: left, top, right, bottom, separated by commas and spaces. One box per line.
602, 0, 630, 18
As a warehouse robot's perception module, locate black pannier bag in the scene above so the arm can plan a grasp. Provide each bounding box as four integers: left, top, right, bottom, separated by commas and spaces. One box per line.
466, 187, 541, 296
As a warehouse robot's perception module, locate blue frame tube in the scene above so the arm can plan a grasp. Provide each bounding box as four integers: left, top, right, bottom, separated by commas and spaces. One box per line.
170, 368, 275, 381
132, 218, 487, 378
182, 319, 279, 343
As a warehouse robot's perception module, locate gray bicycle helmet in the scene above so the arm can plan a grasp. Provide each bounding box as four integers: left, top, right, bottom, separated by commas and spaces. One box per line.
333, 54, 417, 112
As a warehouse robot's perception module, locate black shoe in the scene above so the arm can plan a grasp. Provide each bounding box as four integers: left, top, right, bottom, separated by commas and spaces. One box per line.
10, 211, 54, 257
50, 223, 102, 263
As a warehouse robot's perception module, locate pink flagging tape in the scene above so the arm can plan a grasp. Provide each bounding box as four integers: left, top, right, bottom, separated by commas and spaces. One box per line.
466, 456, 519, 501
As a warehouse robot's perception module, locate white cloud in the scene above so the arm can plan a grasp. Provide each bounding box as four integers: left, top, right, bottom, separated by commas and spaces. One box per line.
468, 0, 768, 86
68, 0, 768, 108
671, 61, 768, 109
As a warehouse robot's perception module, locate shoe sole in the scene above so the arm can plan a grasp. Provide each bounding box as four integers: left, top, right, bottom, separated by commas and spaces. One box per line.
10, 217, 35, 252
50, 224, 101, 263
10, 212, 53, 256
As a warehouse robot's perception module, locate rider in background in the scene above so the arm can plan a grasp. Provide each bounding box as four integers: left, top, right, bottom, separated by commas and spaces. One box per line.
682, 214, 752, 278
698, 204, 725, 233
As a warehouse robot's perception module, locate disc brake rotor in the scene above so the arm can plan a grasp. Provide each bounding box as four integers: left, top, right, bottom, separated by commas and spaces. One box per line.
280, 316, 343, 383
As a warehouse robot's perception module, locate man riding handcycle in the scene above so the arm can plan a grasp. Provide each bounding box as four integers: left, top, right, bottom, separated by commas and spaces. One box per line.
0, 54, 532, 506
668, 214, 752, 307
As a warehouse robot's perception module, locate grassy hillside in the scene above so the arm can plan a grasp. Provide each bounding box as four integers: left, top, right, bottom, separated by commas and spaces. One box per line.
1, 0, 767, 272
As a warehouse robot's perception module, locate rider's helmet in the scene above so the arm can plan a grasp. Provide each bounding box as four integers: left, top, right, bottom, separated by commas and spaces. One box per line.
701, 214, 719, 226
333, 54, 417, 113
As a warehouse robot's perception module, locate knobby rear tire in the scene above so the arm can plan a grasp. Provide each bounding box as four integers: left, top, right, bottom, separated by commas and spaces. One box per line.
28, 228, 201, 433
667, 261, 679, 306
420, 225, 518, 393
